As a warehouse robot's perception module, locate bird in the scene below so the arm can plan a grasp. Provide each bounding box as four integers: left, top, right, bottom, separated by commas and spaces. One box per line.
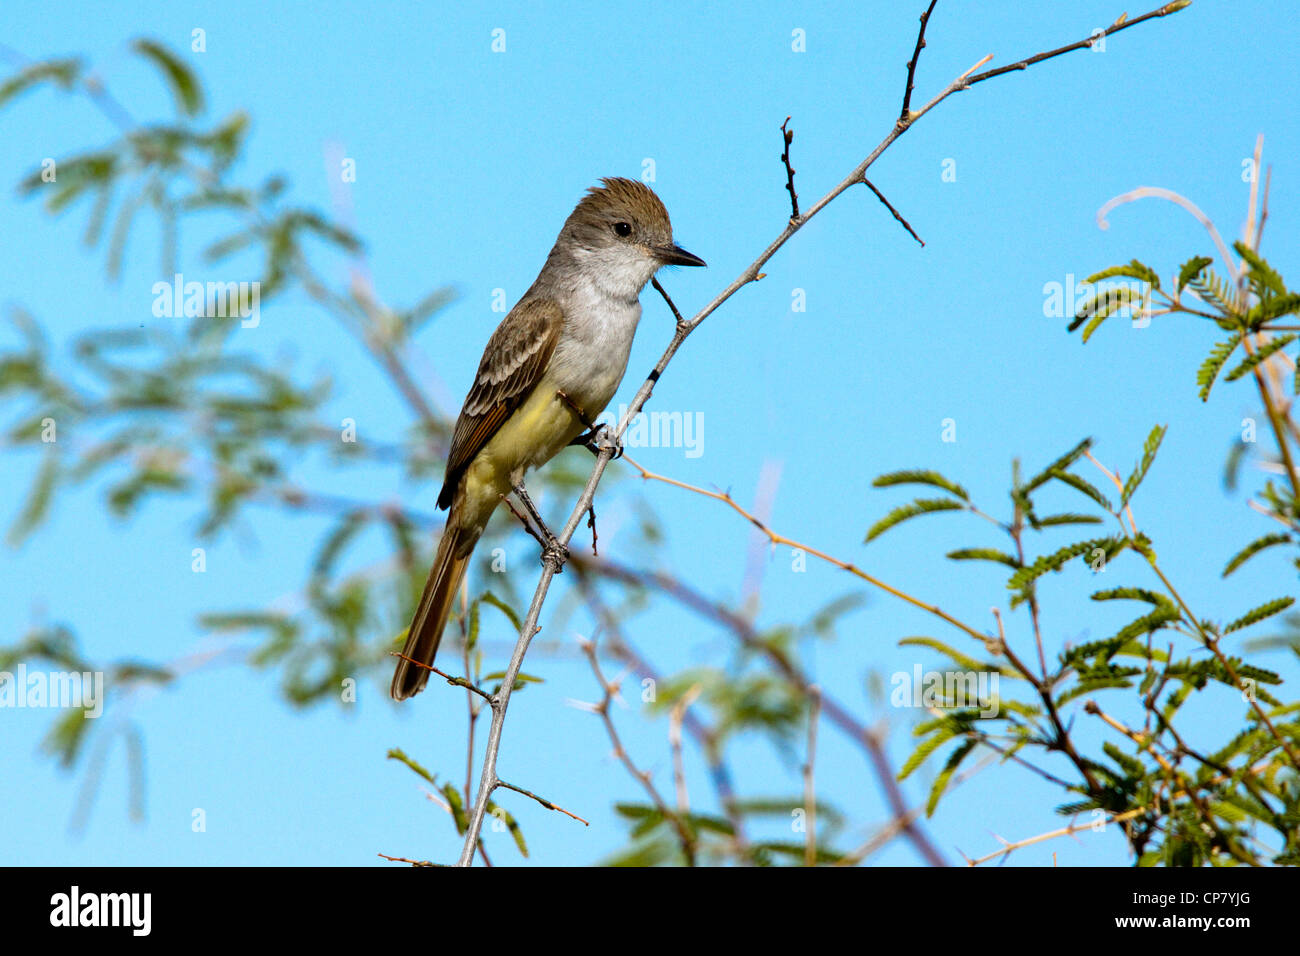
391, 177, 705, 700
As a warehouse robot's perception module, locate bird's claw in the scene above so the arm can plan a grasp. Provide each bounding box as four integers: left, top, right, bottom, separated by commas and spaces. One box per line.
585, 423, 623, 461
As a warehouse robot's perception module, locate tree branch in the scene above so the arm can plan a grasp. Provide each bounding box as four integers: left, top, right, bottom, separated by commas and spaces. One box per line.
452, 1, 1190, 866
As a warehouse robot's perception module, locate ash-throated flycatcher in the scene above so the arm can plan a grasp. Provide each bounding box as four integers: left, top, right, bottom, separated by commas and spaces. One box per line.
391, 178, 705, 700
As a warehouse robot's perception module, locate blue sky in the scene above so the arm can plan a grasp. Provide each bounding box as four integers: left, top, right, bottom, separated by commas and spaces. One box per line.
2, 0, 1298, 866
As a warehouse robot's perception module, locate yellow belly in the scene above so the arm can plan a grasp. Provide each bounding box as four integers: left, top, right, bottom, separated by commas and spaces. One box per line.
456, 372, 589, 536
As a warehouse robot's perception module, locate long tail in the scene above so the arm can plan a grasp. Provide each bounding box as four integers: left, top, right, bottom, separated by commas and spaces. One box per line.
391, 521, 475, 700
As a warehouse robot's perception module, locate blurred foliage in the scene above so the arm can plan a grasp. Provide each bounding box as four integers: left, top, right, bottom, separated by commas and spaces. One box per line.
0, 42, 864, 866
5, 40, 1296, 867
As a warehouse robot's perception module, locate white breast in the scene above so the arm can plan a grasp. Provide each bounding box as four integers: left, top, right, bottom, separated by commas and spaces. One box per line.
550, 261, 648, 416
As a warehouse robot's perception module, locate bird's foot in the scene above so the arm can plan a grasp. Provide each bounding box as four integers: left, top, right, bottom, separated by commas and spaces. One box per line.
541, 537, 570, 572
574, 423, 623, 461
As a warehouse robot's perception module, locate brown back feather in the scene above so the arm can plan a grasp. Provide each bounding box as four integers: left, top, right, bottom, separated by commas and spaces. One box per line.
437, 296, 563, 509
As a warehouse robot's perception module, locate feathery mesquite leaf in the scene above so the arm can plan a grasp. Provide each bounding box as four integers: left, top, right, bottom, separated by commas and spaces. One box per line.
1121, 425, 1166, 506
865, 497, 964, 543
872, 469, 968, 500
1224, 334, 1295, 382
1222, 533, 1292, 577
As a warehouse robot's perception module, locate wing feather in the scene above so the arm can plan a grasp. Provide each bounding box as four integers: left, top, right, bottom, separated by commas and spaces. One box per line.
437, 297, 563, 509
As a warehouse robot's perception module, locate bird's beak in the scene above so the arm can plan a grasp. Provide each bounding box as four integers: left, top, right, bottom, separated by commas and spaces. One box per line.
656, 243, 707, 268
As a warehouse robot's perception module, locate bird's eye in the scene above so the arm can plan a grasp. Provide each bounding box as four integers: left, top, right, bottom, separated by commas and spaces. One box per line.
613, 221, 632, 237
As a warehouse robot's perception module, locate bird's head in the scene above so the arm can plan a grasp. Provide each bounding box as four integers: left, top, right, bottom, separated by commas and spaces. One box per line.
556, 177, 705, 299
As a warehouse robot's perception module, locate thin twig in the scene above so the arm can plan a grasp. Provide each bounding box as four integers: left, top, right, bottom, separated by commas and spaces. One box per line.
571, 570, 754, 858
581, 635, 698, 864
900, 1, 940, 120
1096, 187, 1237, 284
378, 853, 436, 867
620, 453, 991, 647
585, 502, 599, 557
964, 2, 1192, 88
497, 779, 590, 825
861, 178, 925, 246
389, 652, 493, 703
572, 549, 949, 866
651, 276, 685, 329
669, 685, 702, 813
780, 117, 800, 220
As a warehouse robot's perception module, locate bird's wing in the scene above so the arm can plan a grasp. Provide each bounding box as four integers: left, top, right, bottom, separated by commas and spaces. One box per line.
437, 296, 564, 509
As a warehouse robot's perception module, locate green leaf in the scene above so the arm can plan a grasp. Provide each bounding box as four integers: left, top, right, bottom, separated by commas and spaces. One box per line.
1225, 596, 1295, 634
1177, 255, 1213, 293
481, 671, 543, 686
926, 739, 977, 817
1025, 438, 1093, 493
7, 449, 58, 546
748, 841, 846, 865
1103, 742, 1145, 779
1031, 513, 1103, 529
1055, 673, 1136, 706
1071, 286, 1144, 341
684, 812, 735, 837
731, 797, 845, 827
1196, 336, 1241, 401
1122, 425, 1166, 506
897, 725, 958, 781
945, 547, 1019, 568
386, 748, 436, 786
1090, 586, 1175, 609
1008, 536, 1126, 592
898, 636, 1012, 676
479, 590, 522, 633
602, 840, 673, 867
872, 470, 968, 500
442, 783, 468, 834
132, 39, 203, 116
1234, 242, 1285, 297
1049, 469, 1113, 512
1084, 259, 1160, 290
400, 287, 458, 337
865, 498, 964, 543
1187, 269, 1240, 317
1222, 533, 1291, 577
311, 510, 369, 583
1112, 606, 1183, 644
288, 210, 363, 254
1224, 334, 1296, 382
0, 58, 82, 108
465, 598, 481, 653
41, 708, 92, 767
484, 800, 528, 857
1063, 606, 1180, 664
1246, 293, 1300, 329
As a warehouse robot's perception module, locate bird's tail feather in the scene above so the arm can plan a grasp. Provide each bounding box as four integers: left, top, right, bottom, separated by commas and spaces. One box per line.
391, 522, 474, 700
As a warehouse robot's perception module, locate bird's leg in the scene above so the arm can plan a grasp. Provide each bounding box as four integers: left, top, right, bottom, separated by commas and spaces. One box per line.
558, 389, 624, 461
499, 494, 548, 552
510, 480, 568, 571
